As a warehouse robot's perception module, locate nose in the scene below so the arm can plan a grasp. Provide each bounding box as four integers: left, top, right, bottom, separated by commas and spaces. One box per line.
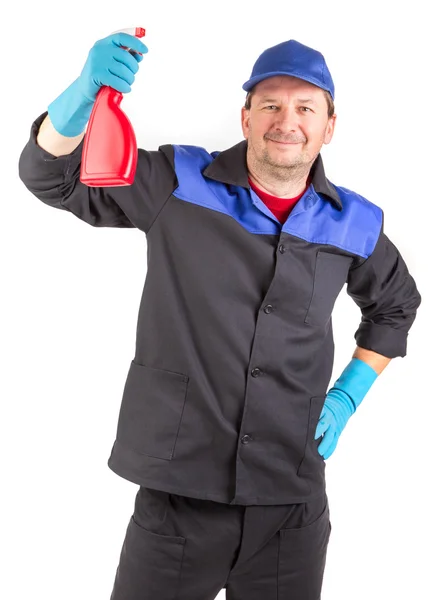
272, 106, 301, 133
267, 106, 307, 144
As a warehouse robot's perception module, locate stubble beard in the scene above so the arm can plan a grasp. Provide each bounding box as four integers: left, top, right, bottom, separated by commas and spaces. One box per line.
249, 137, 312, 183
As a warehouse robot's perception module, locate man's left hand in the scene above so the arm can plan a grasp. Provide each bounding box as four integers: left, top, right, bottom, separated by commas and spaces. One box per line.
314, 389, 355, 459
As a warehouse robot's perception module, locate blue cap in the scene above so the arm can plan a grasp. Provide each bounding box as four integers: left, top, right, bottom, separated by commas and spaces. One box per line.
242, 39, 335, 100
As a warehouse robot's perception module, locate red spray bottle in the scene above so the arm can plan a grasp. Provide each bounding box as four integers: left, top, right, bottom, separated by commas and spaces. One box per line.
80, 27, 146, 187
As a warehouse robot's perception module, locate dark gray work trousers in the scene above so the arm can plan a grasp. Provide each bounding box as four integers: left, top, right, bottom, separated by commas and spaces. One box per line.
109, 486, 332, 600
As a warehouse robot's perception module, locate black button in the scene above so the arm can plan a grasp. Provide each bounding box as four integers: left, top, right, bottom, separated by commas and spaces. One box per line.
279, 244, 286, 253
251, 367, 262, 377
241, 434, 252, 444
263, 304, 274, 314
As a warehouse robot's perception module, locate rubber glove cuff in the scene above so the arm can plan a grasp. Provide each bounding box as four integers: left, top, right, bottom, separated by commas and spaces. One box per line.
332, 357, 378, 413
48, 77, 95, 137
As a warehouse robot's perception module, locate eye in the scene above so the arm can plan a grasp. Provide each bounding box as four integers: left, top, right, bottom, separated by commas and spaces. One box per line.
263, 105, 313, 112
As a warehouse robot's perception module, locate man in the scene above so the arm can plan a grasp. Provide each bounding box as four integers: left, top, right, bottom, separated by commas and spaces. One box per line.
18, 33, 421, 600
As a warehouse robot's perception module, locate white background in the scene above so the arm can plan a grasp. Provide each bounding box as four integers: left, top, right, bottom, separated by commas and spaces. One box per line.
2, 0, 437, 598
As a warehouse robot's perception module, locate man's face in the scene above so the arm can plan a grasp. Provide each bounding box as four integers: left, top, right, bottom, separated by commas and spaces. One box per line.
241, 76, 336, 172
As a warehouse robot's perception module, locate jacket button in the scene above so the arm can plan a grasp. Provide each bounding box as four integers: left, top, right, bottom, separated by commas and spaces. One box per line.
278, 244, 286, 253
241, 434, 252, 444
251, 367, 262, 377
263, 304, 274, 314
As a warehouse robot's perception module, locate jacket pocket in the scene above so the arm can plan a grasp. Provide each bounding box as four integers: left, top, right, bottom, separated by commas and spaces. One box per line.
304, 251, 353, 327
115, 360, 189, 460
297, 396, 326, 476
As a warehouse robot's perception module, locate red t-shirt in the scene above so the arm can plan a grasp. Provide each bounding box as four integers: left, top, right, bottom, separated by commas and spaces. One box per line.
248, 176, 310, 225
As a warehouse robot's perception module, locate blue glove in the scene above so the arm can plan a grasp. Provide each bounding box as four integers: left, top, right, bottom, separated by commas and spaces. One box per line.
315, 358, 378, 459
48, 32, 148, 137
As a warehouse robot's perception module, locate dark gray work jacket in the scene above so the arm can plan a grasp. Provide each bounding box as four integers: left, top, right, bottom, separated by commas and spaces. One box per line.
18, 111, 421, 505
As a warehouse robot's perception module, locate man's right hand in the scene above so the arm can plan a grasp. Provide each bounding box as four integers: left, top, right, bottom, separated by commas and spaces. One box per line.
47, 32, 148, 137
77, 32, 148, 102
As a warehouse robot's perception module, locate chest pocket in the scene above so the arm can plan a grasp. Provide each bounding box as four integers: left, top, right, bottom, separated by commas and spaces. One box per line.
304, 251, 353, 327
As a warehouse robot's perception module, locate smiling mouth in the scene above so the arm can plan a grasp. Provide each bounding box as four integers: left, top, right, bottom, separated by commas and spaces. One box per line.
269, 139, 301, 145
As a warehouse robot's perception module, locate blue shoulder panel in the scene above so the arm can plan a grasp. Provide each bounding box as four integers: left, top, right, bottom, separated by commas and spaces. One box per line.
171, 144, 279, 235
171, 144, 383, 259
283, 183, 383, 258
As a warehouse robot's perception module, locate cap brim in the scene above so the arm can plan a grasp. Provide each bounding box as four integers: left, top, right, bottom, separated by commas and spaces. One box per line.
242, 70, 332, 97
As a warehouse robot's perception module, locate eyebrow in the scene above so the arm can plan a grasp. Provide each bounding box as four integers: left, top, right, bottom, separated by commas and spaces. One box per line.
257, 97, 316, 105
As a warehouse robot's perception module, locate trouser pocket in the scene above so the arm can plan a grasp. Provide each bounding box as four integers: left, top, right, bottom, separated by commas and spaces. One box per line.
110, 514, 186, 600
277, 497, 331, 600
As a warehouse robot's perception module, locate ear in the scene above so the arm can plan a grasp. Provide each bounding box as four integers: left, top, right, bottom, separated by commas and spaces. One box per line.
323, 114, 336, 145
241, 106, 250, 139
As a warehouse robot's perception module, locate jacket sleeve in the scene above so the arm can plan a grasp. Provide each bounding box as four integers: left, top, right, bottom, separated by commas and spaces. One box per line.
346, 221, 421, 358
18, 111, 177, 234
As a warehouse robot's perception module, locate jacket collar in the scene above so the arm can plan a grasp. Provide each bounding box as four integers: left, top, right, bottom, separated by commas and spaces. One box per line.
203, 139, 342, 210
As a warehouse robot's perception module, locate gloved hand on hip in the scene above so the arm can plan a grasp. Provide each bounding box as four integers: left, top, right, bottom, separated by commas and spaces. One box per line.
48, 32, 148, 137
315, 358, 378, 459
